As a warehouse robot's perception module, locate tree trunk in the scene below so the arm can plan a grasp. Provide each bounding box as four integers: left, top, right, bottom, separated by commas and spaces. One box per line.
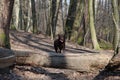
19, 0, 23, 30
105, 0, 120, 71
82, 0, 89, 46
88, 0, 100, 50
0, 0, 14, 49
31, 0, 37, 34
65, 0, 78, 40
63, 0, 68, 27
112, 0, 120, 55
94, 0, 98, 19
51, 0, 60, 37
26, 0, 32, 32
49, 0, 54, 39
70, 0, 84, 42
13, 0, 20, 30
55, 0, 64, 35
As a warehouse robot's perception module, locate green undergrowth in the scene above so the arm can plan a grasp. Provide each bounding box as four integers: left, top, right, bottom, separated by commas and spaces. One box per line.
99, 39, 113, 50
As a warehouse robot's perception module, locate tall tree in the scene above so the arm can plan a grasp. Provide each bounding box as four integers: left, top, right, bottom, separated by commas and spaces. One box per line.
0, 0, 14, 49
26, 0, 32, 32
13, 0, 20, 30
55, 0, 64, 35
70, 0, 84, 42
105, 0, 120, 71
51, 0, 63, 37
31, 0, 37, 34
65, 0, 78, 40
112, 0, 120, 55
88, 0, 100, 50
46, 0, 54, 39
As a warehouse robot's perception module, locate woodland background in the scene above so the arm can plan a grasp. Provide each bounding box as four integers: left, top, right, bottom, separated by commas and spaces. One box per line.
0, 0, 120, 80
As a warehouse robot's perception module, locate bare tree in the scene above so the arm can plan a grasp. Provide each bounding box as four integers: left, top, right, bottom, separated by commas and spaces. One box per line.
0, 0, 14, 49
112, 0, 120, 55
88, 0, 100, 50
55, 0, 64, 35
65, 0, 78, 40
31, 0, 37, 34
104, 0, 120, 71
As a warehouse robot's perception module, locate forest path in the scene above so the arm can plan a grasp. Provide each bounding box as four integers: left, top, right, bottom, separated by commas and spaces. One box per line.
10, 30, 99, 55
2, 30, 118, 80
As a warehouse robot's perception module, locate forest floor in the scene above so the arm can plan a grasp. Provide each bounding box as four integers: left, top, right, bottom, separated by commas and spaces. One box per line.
0, 30, 120, 80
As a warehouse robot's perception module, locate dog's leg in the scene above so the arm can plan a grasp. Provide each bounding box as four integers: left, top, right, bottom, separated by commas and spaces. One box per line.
59, 49, 61, 53
55, 47, 58, 53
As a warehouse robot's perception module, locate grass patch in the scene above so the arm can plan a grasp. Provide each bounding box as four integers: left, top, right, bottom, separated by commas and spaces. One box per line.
99, 39, 113, 50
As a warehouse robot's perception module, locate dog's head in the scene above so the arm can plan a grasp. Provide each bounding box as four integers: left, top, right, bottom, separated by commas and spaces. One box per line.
58, 34, 65, 43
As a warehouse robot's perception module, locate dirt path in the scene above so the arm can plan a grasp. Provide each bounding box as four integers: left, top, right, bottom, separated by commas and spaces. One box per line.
0, 65, 120, 80
1, 30, 118, 80
10, 30, 98, 54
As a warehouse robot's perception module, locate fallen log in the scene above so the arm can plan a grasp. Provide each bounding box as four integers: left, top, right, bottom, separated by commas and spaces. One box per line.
14, 50, 114, 73
0, 48, 15, 68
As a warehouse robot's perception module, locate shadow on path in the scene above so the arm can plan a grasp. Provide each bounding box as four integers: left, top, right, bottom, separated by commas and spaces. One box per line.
10, 32, 98, 54
16, 65, 69, 80
93, 69, 120, 80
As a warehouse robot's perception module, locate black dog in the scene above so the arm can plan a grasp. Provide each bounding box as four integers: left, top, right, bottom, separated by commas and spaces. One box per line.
54, 34, 65, 53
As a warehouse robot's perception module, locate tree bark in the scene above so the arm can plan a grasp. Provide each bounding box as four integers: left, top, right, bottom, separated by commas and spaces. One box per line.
88, 0, 100, 50
26, 0, 32, 32
55, 0, 64, 35
112, 0, 120, 55
51, 0, 60, 37
0, 0, 14, 49
70, 0, 84, 42
105, 0, 120, 71
65, 0, 78, 40
31, 0, 37, 34
13, 0, 20, 30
